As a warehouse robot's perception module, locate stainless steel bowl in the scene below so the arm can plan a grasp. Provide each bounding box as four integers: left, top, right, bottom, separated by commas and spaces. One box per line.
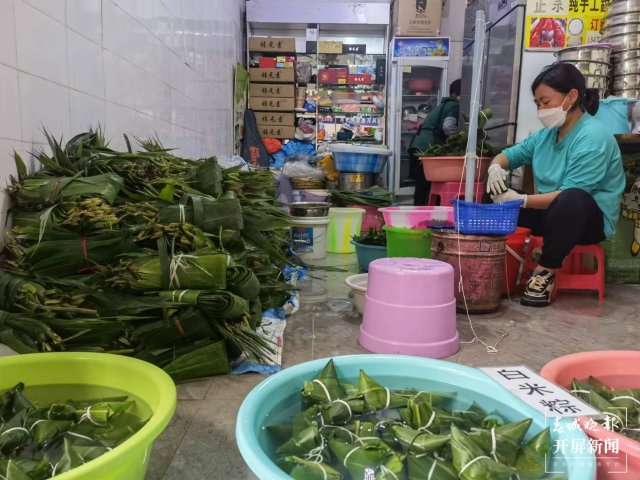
607, 0, 640, 16
555, 45, 613, 62
614, 57, 640, 75
288, 202, 330, 217
338, 173, 374, 191
584, 74, 611, 89
603, 33, 640, 51
612, 48, 640, 61
613, 74, 640, 90
602, 22, 640, 37
613, 87, 640, 98
557, 60, 611, 76
603, 12, 640, 28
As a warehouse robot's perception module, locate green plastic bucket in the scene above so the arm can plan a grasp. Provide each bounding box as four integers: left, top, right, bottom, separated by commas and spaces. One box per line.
384, 225, 432, 258
0, 352, 176, 480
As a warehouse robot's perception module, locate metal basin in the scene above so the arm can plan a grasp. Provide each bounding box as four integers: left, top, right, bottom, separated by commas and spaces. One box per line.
602, 22, 640, 37
614, 57, 640, 75
555, 45, 613, 62
338, 172, 374, 191
612, 48, 640, 61
612, 87, 640, 98
557, 60, 611, 76
603, 32, 640, 51
288, 202, 330, 217
607, 0, 640, 16
584, 74, 611, 89
603, 12, 640, 28
613, 74, 640, 90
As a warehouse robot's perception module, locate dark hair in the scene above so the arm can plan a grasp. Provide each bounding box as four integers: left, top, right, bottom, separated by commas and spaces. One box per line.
449, 79, 462, 97
531, 63, 599, 116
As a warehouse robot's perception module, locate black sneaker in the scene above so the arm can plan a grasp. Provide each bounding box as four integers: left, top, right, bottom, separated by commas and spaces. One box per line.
520, 270, 555, 307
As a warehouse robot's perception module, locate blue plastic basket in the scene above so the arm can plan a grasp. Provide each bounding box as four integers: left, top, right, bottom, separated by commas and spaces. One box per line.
452, 199, 523, 235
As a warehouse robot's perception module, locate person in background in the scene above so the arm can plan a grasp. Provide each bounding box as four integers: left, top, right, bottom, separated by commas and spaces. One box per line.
487, 63, 625, 307
408, 79, 461, 206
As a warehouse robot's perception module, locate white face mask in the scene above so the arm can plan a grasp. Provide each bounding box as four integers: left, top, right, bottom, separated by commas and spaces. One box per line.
537, 95, 571, 130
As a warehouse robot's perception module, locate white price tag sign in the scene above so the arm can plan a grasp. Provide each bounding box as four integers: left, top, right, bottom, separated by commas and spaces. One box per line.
480, 365, 601, 418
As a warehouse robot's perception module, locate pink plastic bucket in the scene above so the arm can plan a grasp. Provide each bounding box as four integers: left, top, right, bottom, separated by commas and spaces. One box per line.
540, 351, 640, 480
347, 204, 382, 232
379, 206, 454, 229
359, 258, 459, 358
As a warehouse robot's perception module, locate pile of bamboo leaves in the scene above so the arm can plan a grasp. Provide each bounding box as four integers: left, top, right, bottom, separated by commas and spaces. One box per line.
0, 129, 294, 382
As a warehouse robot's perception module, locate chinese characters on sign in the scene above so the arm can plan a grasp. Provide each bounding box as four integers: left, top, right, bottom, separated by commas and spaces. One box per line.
480, 366, 601, 417
525, 0, 610, 49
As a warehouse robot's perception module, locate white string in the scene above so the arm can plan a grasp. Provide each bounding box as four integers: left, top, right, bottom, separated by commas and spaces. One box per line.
490, 427, 498, 462
332, 399, 352, 422
79, 406, 106, 426
319, 425, 359, 443
571, 389, 592, 395
451, 108, 514, 354
343, 445, 362, 467
417, 411, 437, 434
379, 465, 400, 480
311, 462, 328, 480
313, 379, 332, 401
384, 387, 391, 409
0, 427, 28, 437
459, 455, 491, 474
427, 459, 438, 480
29, 419, 46, 432
611, 395, 640, 406
51, 463, 59, 477
65, 431, 95, 442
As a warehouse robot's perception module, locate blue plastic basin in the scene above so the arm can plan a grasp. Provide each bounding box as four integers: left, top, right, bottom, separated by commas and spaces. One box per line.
352, 240, 387, 272
236, 354, 596, 479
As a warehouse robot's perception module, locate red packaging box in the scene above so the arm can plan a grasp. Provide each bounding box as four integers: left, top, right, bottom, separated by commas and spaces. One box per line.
318, 68, 348, 85
259, 57, 277, 69
348, 74, 373, 85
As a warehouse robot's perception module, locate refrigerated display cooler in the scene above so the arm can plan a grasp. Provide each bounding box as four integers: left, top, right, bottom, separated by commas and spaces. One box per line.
388, 37, 449, 199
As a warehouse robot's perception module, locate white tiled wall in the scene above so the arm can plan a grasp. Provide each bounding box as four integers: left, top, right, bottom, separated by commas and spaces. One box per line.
0, 0, 245, 244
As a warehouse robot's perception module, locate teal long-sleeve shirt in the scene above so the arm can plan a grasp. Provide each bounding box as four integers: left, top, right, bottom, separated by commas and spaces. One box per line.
502, 113, 625, 238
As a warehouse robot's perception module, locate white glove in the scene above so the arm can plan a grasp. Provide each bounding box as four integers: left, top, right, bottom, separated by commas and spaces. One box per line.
486, 164, 509, 195
491, 188, 528, 208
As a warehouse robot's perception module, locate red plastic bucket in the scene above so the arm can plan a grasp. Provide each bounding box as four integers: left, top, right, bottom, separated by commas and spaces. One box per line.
347, 205, 382, 232
502, 227, 530, 296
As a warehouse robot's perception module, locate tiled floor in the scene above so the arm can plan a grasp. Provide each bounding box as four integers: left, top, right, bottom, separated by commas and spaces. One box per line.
147, 253, 640, 479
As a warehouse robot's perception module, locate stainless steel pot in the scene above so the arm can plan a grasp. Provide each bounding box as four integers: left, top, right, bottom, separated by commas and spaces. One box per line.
613, 87, 640, 98
607, 0, 640, 16
603, 33, 640, 51
614, 57, 640, 75
555, 45, 613, 62
558, 60, 610, 76
612, 48, 640, 61
613, 74, 640, 90
338, 173, 374, 191
603, 12, 640, 28
602, 22, 640, 37
289, 202, 330, 217
584, 74, 611, 89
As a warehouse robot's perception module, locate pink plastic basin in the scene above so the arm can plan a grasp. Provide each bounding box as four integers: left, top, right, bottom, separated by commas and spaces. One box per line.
359, 257, 459, 358
540, 350, 640, 480
420, 156, 492, 183
379, 206, 454, 229
366, 257, 454, 306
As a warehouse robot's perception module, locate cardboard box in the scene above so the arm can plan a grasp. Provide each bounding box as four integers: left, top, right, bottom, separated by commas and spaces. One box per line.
259, 57, 277, 69
249, 83, 295, 98
258, 125, 296, 139
348, 74, 373, 85
318, 41, 343, 54
249, 68, 295, 83
249, 97, 295, 111
255, 112, 295, 126
249, 37, 296, 53
318, 68, 348, 85
394, 0, 442, 37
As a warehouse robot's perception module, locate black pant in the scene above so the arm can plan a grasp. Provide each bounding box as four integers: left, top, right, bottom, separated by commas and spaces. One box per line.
409, 152, 430, 205
517, 188, 605, 269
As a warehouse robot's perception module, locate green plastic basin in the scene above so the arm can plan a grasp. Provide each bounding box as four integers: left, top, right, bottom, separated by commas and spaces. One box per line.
0, 352, 176, 479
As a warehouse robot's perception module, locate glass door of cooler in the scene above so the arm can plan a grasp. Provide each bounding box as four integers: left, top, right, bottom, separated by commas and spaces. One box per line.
391, 59, 448, 198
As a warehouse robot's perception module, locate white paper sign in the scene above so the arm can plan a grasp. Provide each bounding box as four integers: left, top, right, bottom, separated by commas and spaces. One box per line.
480, 365, 601, 418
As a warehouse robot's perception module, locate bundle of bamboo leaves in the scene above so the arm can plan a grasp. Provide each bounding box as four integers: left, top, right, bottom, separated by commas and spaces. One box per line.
0, 129, 294, 382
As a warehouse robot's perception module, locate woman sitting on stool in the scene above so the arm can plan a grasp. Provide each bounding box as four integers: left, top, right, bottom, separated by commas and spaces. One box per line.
487, 63, 625, 307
